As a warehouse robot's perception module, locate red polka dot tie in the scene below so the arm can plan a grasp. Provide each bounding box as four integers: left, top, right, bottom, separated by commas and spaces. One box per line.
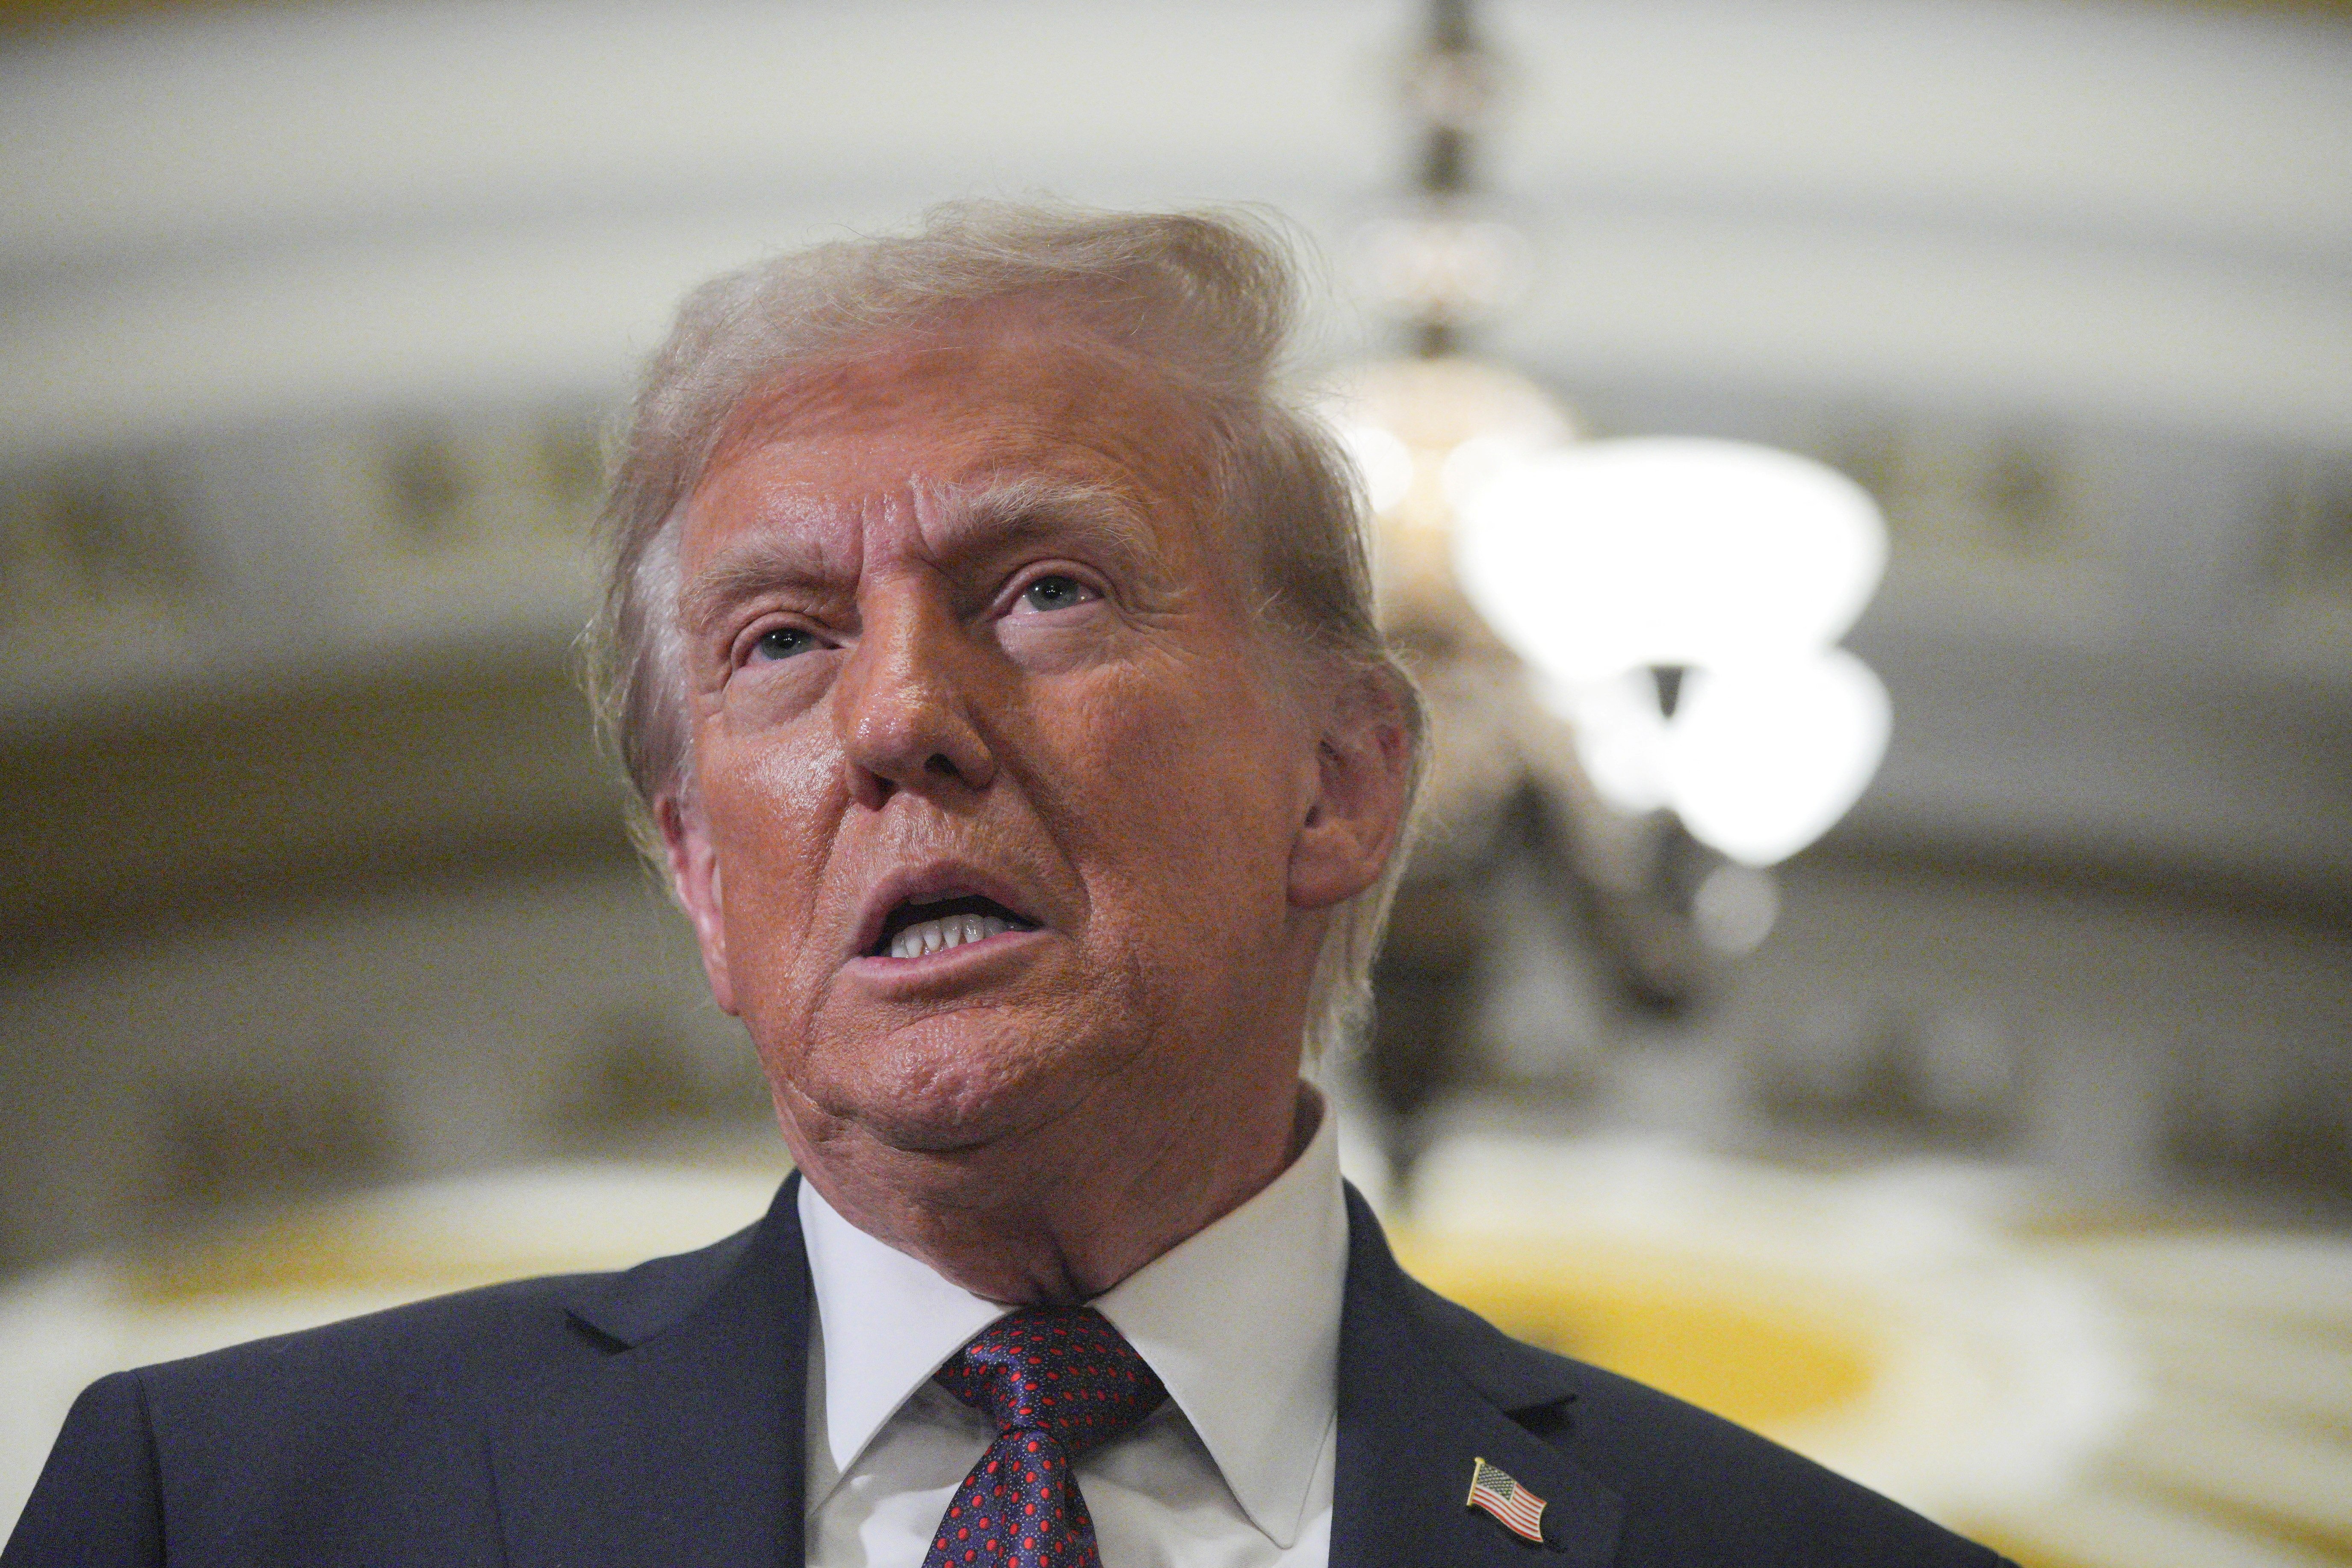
923, 1307, 1168, 1568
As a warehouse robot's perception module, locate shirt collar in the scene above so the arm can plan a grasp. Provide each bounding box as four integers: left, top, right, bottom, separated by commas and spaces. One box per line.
798, 1087, 1348, 1548
798, 1176, 1005, 1494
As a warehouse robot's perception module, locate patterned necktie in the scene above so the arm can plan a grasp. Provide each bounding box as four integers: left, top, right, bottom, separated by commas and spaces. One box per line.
923, 1307, 1168, 1568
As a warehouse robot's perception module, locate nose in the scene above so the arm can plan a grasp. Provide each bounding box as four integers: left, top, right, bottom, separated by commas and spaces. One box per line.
833, 587, 998, 809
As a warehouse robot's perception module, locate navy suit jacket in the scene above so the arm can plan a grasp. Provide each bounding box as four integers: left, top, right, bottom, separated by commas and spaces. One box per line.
7, 1176, 2010, 1566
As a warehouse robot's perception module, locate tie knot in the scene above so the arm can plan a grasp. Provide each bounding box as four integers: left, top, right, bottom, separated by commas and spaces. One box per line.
935, 1307, 1167, 1459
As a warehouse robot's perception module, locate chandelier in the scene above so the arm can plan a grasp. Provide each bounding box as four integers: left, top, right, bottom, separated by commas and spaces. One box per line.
1330, 0, 1893, 931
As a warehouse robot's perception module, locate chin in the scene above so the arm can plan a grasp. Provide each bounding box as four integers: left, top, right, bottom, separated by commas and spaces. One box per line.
773, 1005, 1133, 1160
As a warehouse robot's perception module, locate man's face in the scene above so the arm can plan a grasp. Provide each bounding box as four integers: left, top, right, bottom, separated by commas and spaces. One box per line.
662, 312, 1339, 1177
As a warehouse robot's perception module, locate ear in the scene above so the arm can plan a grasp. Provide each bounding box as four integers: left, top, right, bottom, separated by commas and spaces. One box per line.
657, 791, 740, 1016
1288, 667, 1415, 911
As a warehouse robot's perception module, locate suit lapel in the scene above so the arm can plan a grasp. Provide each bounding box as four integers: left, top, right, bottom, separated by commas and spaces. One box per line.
489, 1174, 811, 1568
480, 1171, 1620, 1567
1331, 1186, 1623, 1568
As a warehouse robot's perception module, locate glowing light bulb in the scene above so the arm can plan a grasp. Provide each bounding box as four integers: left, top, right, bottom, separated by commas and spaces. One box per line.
1453, 439, 1887, 684
1540, 670, 1673, 815
1663, 650, 1892, 867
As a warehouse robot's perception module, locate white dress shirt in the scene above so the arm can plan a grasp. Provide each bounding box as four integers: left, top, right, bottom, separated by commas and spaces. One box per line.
799, 1097, 1347, 1568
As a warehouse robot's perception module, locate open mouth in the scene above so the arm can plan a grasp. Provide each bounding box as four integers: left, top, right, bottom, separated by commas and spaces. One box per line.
871, 894, 1037, 961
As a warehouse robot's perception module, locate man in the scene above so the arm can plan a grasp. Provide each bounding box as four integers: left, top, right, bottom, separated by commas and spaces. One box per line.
7, 204, 2009, 1567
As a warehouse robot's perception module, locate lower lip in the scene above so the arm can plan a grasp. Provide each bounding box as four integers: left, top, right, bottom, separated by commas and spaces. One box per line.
843, 926, 1048, 986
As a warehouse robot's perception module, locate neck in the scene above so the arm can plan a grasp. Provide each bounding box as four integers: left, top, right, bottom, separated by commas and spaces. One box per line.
783, 1078, 1320, 1305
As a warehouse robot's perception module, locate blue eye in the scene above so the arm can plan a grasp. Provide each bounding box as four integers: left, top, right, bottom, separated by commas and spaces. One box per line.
753, 626, 815, 661
1019, 574, 1097, 612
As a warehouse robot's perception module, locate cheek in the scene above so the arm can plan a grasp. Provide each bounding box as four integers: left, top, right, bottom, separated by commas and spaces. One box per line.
721, 718, 839, 827
1042, 659, 1305, 928
697, 723, 847, 990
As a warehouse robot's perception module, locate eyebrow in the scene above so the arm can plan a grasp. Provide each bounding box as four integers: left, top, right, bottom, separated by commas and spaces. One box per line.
940, 473, 1161, 582
677, 496, 836, 641
678, 473, 1166, 637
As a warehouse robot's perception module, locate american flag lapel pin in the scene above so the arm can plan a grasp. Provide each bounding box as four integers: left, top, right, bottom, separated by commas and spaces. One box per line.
1466, 1456, 1548, 1544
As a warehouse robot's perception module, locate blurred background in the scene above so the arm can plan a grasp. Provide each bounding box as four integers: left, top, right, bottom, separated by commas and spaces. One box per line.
1, 0, 2348, 1562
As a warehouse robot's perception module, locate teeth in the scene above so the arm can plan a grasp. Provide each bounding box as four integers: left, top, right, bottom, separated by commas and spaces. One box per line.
888, 912, 1014, 960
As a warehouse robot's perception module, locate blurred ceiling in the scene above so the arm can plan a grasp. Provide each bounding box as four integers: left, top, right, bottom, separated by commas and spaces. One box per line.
4, 0, 2351, 24
3, 0, 2347, 451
